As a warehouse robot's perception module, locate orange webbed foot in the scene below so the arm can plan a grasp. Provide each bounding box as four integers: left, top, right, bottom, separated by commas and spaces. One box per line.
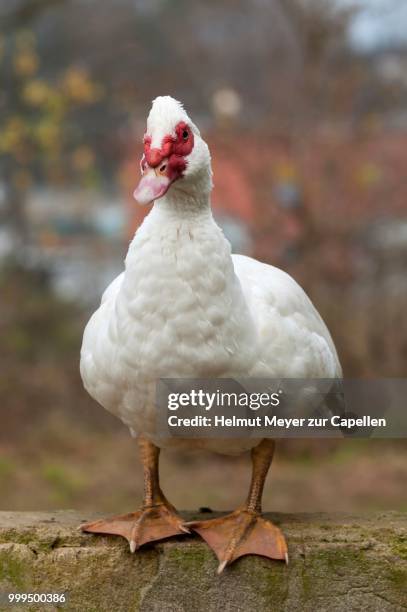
81, 504, 190, 552
186, 509, 288, 573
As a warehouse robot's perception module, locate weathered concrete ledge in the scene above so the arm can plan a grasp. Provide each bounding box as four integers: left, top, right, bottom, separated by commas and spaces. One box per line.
0, 511, 405, 612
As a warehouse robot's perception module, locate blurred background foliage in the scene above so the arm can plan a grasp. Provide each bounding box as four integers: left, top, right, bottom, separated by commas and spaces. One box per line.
0, 0, 406, 513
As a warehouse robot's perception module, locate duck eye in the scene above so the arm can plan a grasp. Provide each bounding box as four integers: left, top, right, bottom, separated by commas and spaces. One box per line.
182, 130, 189, 140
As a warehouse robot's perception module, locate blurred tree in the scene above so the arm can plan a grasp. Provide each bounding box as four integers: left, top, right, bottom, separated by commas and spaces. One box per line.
0, 27, 104, 247
276, 0, 357, 121
0, 0, 67, 32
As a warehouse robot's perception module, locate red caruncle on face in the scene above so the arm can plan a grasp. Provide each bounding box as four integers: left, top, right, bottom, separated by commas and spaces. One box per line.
142, 121, 194, 182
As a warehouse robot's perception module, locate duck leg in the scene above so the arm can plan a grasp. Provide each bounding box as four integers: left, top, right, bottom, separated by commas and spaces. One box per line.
80, 435, 189, 551
187, 439, 288, 573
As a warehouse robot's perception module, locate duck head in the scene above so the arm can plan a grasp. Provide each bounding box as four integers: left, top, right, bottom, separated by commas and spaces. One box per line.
133, 96, 212, 205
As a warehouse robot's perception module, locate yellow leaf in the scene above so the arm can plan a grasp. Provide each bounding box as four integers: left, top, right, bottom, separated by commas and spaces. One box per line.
14, 50, 39, 77
45, 92, 66, 117
355, 163, 382, 188
35, 120, 60, 150
275, 160, 298, 182
23, 80, 51, 106
0, 117, 27, 154
62, 67, 102, 104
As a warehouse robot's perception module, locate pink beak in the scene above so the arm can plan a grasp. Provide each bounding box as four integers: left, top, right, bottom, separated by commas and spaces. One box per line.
133, 167, 171, 206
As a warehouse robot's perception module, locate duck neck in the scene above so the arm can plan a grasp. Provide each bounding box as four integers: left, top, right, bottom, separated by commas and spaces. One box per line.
154, 193, 211, 221
124, 174, 257, 376
152, 169, 212, 220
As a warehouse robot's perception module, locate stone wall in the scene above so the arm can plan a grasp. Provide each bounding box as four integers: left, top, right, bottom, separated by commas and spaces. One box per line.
0, 511, 405, 611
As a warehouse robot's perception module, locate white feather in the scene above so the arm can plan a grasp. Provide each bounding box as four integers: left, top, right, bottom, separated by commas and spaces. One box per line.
80, 97, 341, 455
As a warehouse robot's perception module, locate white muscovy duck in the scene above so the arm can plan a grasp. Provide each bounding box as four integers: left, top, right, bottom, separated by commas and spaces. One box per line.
80, 96, 341, 573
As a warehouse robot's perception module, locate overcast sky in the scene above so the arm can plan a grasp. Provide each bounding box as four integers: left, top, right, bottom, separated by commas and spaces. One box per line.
344, 0, 407, 51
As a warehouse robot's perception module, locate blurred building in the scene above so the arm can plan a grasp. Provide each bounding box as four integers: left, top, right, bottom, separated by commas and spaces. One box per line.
21, 187, 128, 304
